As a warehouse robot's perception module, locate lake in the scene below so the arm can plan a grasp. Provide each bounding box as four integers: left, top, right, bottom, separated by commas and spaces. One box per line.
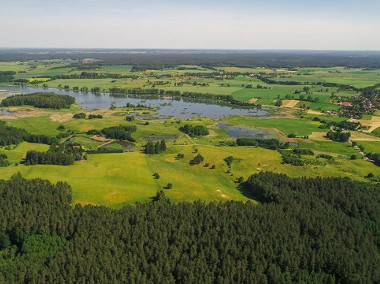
0, 86, 268, 119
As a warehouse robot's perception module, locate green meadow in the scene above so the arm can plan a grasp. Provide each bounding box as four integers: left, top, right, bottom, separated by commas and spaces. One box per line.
0, 61, 379, 207
224, 116, 325, 136
2, 61, 377, 112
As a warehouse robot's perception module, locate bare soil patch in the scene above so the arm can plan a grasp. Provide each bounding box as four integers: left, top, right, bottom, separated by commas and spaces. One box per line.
351, 116, 380, 133
309, 132, 329, 141
90, 135, 111, 142
307, 110, 324, 116
50, 113, 73, 122
350, 131, 380, 141
282, 100, 300, 108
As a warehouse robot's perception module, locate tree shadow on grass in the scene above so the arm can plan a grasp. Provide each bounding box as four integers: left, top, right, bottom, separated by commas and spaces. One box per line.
236, 183, 261, 202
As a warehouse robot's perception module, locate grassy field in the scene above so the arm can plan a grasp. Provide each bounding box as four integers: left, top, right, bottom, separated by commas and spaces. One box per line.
224, 116, 325, 136
355, 141, 380, 153
2, 61, 377, 113
0, 61, 379, 208
1, 139, 378, 208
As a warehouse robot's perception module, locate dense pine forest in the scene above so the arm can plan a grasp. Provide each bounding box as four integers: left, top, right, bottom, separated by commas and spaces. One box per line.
0, 173, 379, 283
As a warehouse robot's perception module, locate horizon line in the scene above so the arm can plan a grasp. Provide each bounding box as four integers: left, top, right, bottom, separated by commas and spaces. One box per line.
1, 47, 380, 52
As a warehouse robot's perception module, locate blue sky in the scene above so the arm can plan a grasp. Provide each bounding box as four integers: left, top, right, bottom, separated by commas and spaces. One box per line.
1, 0, 379, 49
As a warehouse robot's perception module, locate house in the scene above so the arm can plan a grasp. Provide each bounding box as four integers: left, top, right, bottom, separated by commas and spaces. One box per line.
340, 101, 352, 107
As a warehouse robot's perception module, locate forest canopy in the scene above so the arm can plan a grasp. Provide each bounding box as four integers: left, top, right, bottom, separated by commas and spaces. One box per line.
1, 92, 75, 109
0, 172, 379, 283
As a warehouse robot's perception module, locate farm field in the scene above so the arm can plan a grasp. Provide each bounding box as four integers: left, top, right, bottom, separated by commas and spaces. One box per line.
1, 60, 379, 111
0, 61, 379, 207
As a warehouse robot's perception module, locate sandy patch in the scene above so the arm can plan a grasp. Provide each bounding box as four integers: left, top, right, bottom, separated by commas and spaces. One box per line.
0, 108, 47, 119
307, 110, 324, 116
282, 100, 300, 108
216, 189, 229, 199
165, 157, 176, 163
90, 135, 111, 142
0, 115, 17, 120
248, 98, 259, 104
206, 129, 218, 137
50, 113, 73, 122
350, 131, 380, 141
309, 132, 329, 141
367, 117, 380, 133
351, 116, 380, 133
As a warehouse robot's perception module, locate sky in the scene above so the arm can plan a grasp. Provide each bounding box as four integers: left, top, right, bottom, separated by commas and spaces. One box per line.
1, 0, 379, 50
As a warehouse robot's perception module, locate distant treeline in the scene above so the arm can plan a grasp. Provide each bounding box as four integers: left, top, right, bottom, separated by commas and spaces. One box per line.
1, 49, 380, 68
1, 93, 75, 109
52, 72, 140, 80
0, 172, 379, 282
0, 71, 16, 82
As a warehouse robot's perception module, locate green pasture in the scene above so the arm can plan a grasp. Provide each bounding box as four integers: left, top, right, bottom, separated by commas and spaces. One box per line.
0, 61, 380, 208
371, 128, 380, 138
5, 116, 62, 136
281, 68, 380, 88
224, 116, 324, 136
0, 142, 49, 164
356, 141, 380, 153
1, 141, 378, 208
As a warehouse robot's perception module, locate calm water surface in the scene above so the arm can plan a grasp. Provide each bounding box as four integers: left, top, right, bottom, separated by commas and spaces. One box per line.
0, 86, 268, 119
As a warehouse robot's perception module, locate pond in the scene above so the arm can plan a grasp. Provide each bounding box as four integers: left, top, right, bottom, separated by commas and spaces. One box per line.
217, 123, 278, 140
0, 109, 14, 116
0, 86, 268, 120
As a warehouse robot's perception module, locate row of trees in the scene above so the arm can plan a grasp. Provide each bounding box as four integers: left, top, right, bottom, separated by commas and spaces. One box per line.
88, 114, 103, 119
318, 119, 361, 131
144, 140, 166, 154
25, 143, 85, 166
25, 150, 75, 166
179, 124, 209, 137
236, 138, 290, 150
0, 173, 379, 282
